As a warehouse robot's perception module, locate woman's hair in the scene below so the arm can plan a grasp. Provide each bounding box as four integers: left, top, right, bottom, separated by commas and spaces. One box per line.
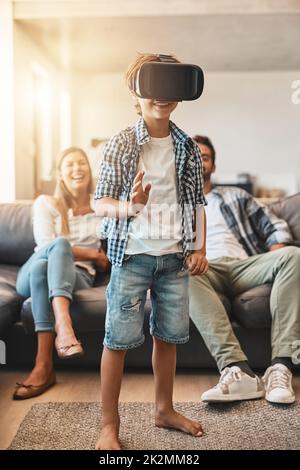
125, 52, 180, 115
52, 147, 93, 235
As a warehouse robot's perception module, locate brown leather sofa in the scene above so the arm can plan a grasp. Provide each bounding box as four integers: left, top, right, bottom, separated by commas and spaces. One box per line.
1, 193, 300, 369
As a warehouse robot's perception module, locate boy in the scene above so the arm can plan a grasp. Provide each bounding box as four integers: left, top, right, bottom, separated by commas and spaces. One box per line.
94, 53, 208, 450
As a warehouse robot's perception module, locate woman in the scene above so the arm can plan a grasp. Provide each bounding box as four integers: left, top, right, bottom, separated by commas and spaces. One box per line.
14, 147, 109, 400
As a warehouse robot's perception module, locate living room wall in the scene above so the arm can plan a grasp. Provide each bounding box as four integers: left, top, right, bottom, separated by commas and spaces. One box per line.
71, 70, 300, 195
14, 22, 63, 200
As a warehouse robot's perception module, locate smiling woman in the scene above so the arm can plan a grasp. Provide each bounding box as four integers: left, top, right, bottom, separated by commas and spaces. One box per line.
54, 147, 94, 234
13, 146, 109, 400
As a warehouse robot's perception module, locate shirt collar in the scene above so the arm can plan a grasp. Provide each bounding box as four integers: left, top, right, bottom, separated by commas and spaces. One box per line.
134, 117, 192, 146
210, 185, 226, 199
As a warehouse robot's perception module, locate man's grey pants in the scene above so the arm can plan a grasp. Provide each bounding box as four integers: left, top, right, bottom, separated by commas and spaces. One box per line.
189, 246, 300, 371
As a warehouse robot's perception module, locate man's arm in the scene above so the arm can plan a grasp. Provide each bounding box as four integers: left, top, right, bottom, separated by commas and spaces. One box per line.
243, 192, 293, 249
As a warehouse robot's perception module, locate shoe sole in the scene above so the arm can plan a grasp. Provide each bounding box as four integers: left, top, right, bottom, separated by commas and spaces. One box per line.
202, 391, 264, 403
265, 396, 295, 404
58, 350, 84, 360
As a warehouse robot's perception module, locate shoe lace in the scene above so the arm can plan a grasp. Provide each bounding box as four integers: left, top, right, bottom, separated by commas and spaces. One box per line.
264, 368, 290, 390
216, 366, 242, 390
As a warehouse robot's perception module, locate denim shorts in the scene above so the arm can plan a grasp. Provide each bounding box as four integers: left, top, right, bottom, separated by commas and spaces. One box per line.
104, 253, 189, 350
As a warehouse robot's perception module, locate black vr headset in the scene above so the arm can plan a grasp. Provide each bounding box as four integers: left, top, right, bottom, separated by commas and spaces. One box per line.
131, 54, 204, 102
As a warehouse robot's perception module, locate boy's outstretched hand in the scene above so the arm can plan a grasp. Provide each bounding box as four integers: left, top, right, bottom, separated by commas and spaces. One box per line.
187, 250, 208, 276
130, 170, 151, 208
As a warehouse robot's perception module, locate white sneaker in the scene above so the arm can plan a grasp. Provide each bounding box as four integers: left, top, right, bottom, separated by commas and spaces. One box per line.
263, 364, 295, 404
201, 366, 264, 403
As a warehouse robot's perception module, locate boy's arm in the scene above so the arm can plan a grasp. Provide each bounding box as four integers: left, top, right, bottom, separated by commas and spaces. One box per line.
187, 207, 208, 276
95, 171, 151, 219
94, 133, 125, 208
95, 197, 130, 219
186, 141, 208, 275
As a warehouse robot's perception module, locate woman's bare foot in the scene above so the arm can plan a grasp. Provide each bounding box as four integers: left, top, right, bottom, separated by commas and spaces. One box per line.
155, 409, 203, 437
95, 423, 122, 450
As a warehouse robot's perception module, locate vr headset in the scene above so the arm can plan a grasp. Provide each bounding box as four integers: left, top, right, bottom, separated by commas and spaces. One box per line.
131, 54, 204, 102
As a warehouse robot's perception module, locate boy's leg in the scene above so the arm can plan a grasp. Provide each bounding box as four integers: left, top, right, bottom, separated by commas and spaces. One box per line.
152, 337, 203, 436
96, 255, 152, 449
95, 347, 127, 450
151, 254, 203, 436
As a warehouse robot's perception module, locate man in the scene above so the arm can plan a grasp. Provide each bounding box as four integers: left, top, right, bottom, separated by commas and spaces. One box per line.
190, 135, 300, 404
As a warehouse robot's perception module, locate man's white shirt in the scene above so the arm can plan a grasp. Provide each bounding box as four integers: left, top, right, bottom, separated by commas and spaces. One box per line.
205, 191, 248, 261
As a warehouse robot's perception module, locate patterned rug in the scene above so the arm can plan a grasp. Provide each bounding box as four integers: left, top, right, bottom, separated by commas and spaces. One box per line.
8, 400, 300, 450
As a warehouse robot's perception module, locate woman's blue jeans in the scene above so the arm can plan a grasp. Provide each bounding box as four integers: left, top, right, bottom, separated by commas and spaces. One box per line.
16, 238, 94, 332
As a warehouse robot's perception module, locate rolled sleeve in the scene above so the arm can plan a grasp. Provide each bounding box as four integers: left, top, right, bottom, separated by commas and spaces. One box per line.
194, 144, 207, 207
94, 133, 125, 201
33, 195, 57, 248
246, 195, 293, 247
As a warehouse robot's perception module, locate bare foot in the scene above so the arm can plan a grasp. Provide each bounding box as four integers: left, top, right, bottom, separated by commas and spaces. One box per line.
155, 409, 203, 437
95, 423, 122, 450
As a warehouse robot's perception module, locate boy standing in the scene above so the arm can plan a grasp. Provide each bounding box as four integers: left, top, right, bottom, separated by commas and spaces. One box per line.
95, 53, 208, 450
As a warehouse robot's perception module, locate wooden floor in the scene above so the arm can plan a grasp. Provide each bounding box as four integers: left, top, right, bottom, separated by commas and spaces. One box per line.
1, 369, 300, 450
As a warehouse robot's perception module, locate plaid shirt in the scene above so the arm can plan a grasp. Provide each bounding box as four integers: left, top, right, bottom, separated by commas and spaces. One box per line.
94, 118, 206, 266
210, 186, 293, 255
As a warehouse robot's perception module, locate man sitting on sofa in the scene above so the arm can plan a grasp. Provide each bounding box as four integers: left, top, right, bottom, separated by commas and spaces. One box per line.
189, 135, 300, 404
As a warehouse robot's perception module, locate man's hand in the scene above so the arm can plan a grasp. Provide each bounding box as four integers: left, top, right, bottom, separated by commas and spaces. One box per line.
130, 170, 151, 209
269, 243, 287, 251
186, 250, 209, 276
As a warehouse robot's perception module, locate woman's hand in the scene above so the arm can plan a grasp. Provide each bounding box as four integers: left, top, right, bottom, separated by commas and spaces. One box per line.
72, 246, 110, 272
94, 249, 110, 272
186, 250, 208, 276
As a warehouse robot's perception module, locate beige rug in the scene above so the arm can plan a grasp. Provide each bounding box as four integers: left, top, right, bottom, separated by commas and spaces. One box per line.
8, 401, 300, 450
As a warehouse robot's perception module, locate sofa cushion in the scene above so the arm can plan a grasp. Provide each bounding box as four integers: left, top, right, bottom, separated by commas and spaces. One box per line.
269, 192, 300, 246
232, 284, 272, 328
0, 265, 23, 338
0, 202, 35, 265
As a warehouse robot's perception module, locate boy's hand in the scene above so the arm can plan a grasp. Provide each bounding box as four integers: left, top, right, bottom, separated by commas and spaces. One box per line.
187, 250, 208, 276
130, 171, 151, 208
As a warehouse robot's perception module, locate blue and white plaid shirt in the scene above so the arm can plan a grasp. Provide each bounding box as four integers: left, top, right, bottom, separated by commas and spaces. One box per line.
210, 186, 293, 255
94, 118, 206, 266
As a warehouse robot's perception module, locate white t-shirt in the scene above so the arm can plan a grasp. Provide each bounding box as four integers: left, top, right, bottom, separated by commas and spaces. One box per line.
205, 191, 248, 261
125, 134, 183, 255
33, 195, 101, 276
